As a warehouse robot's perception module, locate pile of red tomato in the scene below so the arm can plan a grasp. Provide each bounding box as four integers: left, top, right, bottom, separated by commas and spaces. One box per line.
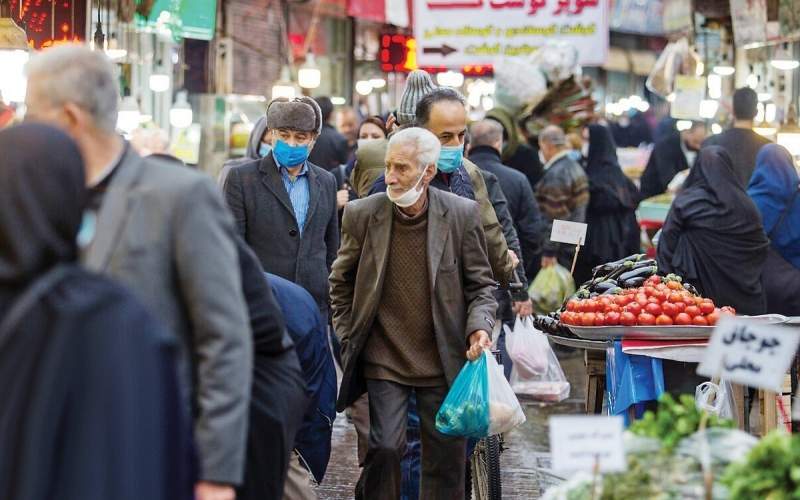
560, 275, 736, 327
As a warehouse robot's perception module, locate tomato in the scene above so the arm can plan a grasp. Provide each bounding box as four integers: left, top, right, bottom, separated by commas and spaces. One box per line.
582, 312, 596, 326
605, 311, 621, 326
566, 300, 580, 312
685, 305, 701, 318
651, 290, 667, 303
614, 294, 633, 307
598, 297, 612, 310
699, 301, 715, 315
606, 303, 621, 313
637, 312, 657, 326
674, 312, 692, 326
624, 302, 643, 316
668, 292, 684, 303
662, 302, 678, 318
595, 313, 606, 326
656, 314, 674, 326
645, 302, 662, 316
667, 280, 683, 291
656, 283, 669, 292
721, 306, 737, 316
620, 311, 637, 326
647, 275, 662, 285
692, 315, 709, 326
694, 296, 705, 306
673, 301, 687, 314
636, 294, 649, 306
644, 286, 657, 297
647, 296, 661, 305
706, 309, 720, 326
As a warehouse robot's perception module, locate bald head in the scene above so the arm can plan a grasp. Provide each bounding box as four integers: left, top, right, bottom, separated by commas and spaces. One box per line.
469, 120, 504, 153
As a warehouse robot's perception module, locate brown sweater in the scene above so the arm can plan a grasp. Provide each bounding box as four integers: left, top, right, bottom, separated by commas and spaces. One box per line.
362, 204, 445, 386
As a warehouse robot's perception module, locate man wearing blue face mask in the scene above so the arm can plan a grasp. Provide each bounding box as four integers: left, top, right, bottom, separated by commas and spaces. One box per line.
223, 97, 340, 322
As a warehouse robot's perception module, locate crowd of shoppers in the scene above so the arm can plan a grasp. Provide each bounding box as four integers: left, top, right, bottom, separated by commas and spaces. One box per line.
2, 39, 799, 500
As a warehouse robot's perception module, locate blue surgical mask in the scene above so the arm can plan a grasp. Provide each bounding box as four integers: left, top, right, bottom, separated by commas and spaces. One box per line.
437, 144, 464, 173
273, 139, 310, 167
258, 143, 272, 158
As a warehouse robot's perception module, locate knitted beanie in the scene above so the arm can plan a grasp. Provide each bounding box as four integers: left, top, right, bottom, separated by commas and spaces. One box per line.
397, 70, 437, 126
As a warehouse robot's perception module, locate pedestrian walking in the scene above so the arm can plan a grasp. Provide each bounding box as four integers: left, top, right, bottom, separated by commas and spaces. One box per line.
330, 127, 497, 500
574, 124, 640, 284
24, 45, 252, 500
0, 124, 193, 500
308, 96, 349, 171
486, 106, 545, 189
535, 125, 590, 271
747, 144, 800, 316
702, 87, 771, 187
639, 121, 706, 200
218, 114, 271, 186
223, 97, 340, 320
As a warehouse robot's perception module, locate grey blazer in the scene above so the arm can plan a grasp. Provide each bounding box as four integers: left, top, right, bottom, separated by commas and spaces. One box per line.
329, 188, 497, 411
223, 154, 339, 317
83, 147, 253, 485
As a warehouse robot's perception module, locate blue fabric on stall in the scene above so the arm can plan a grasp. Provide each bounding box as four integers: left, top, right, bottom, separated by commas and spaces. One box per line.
606, 341, 665, 426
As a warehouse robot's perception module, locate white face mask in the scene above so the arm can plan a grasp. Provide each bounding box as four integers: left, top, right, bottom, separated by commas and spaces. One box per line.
538, 150, 547, 166
387, 166, 429, 208
357, 138, 381, 149
581, 142, 589, 158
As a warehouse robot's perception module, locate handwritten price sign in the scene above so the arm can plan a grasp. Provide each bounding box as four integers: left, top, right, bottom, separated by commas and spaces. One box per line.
549, 415, 626, 473
550, 220, 588, 246
698, 316, 800, 392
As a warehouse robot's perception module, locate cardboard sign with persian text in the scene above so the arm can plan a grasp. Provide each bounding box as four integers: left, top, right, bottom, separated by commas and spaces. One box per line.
550, 415, 626, 473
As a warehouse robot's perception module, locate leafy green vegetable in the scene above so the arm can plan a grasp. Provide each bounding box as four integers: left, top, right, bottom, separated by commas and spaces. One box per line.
721, 431, 800, 500
629, 394, 734, 452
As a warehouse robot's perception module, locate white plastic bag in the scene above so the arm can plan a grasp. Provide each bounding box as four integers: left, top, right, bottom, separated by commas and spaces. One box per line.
695, 380, 736, 420
486, 351, 526, 435
504, 316, 550, 377
506, 319, 571, 402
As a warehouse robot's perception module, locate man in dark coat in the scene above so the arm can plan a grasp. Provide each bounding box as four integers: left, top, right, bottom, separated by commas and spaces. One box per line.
308, 96, 349, 171
469, 119, 544, 281
224, 97, 340, 320
639, 121, 706, 200
486, 106, 545, 189
330, 127, 497, 499
702, 87, 771, 187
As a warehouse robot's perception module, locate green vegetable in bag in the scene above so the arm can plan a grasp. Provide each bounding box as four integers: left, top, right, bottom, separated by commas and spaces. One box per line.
529, 264, 576, 314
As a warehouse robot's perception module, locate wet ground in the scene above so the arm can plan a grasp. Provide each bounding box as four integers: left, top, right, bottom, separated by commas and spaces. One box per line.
317, 351, 587, 499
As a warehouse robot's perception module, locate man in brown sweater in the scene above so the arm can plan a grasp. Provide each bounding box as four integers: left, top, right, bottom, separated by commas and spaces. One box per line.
330, 127, 497, 499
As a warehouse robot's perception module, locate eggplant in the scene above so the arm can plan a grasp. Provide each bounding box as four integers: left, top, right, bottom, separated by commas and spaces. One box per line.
591, 253, 646, 277
605, 259, 655, 280
621, 276, 647, 288
592, 279, 619, 293
618, 265, 658, 283
602, 286, 623, 295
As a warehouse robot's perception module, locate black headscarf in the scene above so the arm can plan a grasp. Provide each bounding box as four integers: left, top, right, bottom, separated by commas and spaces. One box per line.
0, 124, 194, 499
657, 146, 769, 314
0, 124, 86, 290
575, 124, 640, 282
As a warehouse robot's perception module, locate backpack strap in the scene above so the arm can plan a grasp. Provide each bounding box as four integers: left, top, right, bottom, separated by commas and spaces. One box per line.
0, 266, 71, 350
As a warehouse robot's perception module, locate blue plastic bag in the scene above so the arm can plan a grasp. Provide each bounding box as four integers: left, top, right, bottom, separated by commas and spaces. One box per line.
435, 352, 490, 438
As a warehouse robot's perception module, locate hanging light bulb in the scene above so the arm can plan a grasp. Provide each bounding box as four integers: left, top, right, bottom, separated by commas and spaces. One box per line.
105, 33, 127, 61
436, 70, 464, 88
330, 96, 346, 105
271, 66, 296, 99
707, 74, 722, 99
149, 62, 171, 93
117, 96, 141, 134
712, 52, 735, 76
169, 91, 193, 129
699, 99, 719, 119
355, 80, 372, 96
770, 43, 799, 71
369, 78, 387, 89
297, 52, 321, 90
711, 123, 722, 135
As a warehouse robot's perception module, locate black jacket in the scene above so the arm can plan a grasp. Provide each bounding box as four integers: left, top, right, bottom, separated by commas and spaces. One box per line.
308, 124, 349, 172
470, 145, 543, 280
639, 133, 689, 201
223, 154, 340, 317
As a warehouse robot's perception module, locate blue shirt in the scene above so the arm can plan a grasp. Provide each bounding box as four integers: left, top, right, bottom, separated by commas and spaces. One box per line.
273, 153, 311, 234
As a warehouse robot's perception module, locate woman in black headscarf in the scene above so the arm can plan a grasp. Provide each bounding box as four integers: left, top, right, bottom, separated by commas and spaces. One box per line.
657, 146, 769, 314
0, 124, 193, 500
574, 124, 641, 284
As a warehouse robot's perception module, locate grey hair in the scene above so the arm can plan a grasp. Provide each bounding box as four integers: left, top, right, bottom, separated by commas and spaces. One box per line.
387, 127, 441, 171
470, 119, 503, 148
25, 44, 119, 133
539, 125, 567, 146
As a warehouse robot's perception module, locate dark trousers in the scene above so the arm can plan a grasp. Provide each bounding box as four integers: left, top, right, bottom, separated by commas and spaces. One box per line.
356, 379, 466, 500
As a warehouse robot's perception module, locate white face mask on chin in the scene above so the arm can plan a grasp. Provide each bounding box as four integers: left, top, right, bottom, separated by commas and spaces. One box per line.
387, 166, 428, 208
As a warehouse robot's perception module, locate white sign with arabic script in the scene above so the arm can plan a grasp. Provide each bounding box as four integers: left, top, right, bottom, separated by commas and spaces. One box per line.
550, 219, 587, 245
698, 316, 800, 392
550, 415, 626, 473
414, 0, 609, 67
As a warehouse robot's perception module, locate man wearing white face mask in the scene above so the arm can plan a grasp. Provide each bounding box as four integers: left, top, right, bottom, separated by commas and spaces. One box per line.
330, 127, 497, 499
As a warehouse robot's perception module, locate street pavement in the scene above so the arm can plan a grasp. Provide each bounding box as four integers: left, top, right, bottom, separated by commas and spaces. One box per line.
317, 351, 587, 499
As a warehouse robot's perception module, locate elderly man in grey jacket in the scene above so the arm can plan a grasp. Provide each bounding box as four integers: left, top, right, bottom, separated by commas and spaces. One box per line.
330, 127, 497, 499
25, 45, 252, 500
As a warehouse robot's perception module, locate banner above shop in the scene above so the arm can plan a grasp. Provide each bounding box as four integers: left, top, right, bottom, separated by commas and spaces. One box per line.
730, 0, 767, 47
413, 0, 609, 67
136, 0, 217, 41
